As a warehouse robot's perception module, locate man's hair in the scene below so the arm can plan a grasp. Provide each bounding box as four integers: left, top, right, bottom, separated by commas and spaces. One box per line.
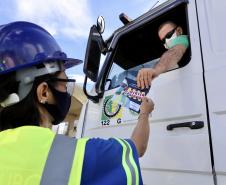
158, 21, 177, 33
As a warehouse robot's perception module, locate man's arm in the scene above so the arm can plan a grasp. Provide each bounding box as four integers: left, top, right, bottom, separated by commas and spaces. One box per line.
155, 44, 187, 73
131, 97, 154, 157
137, 44, 187, 89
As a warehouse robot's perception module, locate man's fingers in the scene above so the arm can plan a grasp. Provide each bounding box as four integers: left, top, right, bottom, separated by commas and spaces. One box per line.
137, 69, 154, 89
138, 70, 145, 89
143, 72, 149, 88
148, 71, 153, 86
137, 71, 141, 87
140, 77, 145, 89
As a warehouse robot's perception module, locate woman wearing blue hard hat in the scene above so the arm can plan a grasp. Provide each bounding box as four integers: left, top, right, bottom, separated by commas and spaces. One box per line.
0, 21, 154, 185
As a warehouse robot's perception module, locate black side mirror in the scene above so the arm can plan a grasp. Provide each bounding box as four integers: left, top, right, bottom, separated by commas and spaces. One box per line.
83, 16, 107, 103
83, 25, 102, 82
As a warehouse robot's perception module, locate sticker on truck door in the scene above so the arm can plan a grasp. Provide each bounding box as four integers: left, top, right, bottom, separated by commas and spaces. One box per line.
101, 78, 150, 126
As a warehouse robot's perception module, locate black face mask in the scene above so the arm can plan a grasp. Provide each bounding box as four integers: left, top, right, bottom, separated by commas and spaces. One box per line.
43, 85, 71, 125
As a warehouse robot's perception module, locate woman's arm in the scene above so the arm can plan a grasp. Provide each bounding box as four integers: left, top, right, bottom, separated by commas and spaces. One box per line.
131, 97, 154, 157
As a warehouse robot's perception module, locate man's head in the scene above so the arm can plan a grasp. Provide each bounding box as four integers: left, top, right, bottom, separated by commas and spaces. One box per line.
158, 21, 183, 49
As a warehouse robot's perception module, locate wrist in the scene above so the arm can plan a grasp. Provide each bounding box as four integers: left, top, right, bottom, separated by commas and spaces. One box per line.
138, 112, 150, 119
154, 63, 166, 75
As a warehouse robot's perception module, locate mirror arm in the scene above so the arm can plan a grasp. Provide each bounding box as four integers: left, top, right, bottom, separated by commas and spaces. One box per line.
97, 37, 108, 55
83, 76, 100, 103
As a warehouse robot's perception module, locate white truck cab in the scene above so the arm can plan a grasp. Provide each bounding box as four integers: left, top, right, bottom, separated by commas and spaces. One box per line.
77, 0, 226, 184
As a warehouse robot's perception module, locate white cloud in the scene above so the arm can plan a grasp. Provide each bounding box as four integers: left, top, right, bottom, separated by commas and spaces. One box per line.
134, 0, 168, 12
14, 0, 93, 39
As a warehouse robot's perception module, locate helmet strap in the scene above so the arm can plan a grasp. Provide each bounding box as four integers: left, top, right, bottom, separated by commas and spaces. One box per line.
16, 61, 64, 100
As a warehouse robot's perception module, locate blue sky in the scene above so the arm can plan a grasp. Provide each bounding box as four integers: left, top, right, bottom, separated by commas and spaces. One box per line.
0, 0, 166, 85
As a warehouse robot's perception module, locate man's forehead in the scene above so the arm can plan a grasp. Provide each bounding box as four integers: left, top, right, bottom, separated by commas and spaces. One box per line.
160, 23, 175, 31
158, 24, 172, 39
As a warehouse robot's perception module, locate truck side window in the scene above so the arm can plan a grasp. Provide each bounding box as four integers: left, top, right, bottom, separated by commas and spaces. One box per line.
109, 58, 160, 89
105, 3, 190, 91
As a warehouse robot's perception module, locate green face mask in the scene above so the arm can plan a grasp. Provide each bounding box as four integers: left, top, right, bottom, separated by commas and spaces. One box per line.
165, 35, 189, 49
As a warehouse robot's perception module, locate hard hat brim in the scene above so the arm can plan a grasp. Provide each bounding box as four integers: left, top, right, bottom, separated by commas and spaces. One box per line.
63, 58, 83, 69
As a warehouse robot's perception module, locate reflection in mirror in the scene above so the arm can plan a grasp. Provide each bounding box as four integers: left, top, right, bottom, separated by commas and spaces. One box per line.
97, 16, 105, 34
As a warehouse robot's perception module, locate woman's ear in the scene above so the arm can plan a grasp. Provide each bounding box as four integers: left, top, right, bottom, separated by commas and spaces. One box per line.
36, 82, 49, 104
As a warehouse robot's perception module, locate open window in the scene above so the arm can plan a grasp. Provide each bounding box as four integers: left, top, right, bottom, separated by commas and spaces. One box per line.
107, 0, 190, 90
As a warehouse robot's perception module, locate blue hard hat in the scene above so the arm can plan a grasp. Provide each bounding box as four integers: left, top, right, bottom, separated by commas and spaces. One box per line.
0, 21, 82, 75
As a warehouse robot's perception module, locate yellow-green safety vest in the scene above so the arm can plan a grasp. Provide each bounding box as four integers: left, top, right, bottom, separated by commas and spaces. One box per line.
0, 126, 88, 185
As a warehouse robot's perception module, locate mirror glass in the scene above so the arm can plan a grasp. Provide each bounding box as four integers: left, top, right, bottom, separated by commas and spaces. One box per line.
83, 25, 102, 82
97, 16, 105, 34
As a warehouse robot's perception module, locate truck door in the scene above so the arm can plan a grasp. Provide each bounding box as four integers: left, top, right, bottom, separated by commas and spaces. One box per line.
81, 0, 215, 184
197, 0, 226, 184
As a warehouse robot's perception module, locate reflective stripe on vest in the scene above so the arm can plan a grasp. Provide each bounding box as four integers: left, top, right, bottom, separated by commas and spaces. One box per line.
0, 126, 88, 185
68, 137, 89, 185
40, 134, 77, 185
40, 135, 89, 185
115, 138, 139, 185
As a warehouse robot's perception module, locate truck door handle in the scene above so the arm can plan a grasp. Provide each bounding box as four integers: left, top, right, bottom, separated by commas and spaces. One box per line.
166, 121, 204, 131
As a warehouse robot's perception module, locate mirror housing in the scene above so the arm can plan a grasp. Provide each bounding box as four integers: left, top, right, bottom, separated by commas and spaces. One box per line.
83, 25, 102, 82
83, 16, 107, 103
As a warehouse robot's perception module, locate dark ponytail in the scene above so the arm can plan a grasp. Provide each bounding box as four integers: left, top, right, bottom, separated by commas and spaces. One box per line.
0, 72, 19, 102
0, 72, 59, 131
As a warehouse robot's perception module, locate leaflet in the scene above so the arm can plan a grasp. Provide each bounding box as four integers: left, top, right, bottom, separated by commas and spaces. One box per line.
117, 78, 150, 113
101, 77, 150, 126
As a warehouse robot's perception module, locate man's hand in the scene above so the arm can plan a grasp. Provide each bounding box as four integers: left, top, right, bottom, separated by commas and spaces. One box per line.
136, 44, 187, 89
137, 68, 158, 89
